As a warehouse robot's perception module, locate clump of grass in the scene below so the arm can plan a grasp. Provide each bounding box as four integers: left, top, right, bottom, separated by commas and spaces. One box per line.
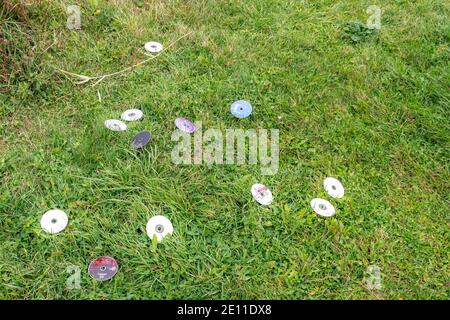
0, 1, 63, 104
340, 21, 379, 43
0, 1, 37, 99
1, 0, 28, 22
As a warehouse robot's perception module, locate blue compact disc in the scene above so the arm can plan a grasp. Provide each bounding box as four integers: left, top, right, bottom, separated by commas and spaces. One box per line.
230, 100, 252, 118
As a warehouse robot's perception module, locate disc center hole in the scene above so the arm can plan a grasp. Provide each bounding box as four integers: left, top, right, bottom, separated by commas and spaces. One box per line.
100, 266, 106, 271
332, 185, 336, 190
51, 218, 57, 224
319, 204, 326, 210
155, 224, 164, 233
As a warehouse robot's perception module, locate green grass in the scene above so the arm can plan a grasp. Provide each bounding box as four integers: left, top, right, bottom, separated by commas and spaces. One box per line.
0, 0, 449, 299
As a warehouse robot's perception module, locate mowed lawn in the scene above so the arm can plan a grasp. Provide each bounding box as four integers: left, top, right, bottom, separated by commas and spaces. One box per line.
0, 0, 449, 299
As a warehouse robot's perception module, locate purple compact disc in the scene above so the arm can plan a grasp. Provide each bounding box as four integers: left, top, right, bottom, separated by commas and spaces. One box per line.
88, 256, 119, 281
131, 131, 152, 149
174, 118, 196, 133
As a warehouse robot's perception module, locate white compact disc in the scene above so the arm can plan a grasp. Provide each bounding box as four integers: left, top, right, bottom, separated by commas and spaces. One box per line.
310, 198, 335, 217
144, 41, 163, 53
324, 177, 345, 198
40, 209, 68, 234
121, 109, 143, 122
146, 215, 173, 242
104, 119, 127, 131
251, 184, 273, 206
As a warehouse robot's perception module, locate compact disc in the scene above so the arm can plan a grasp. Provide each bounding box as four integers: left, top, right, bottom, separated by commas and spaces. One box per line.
144, 41, 163, 53
121, 109, 143, 122
310, 198, 335, 217
88, 256, 119, 281
324, 177, 345, 198
230, 100, 252, 118
104, 119, 127, 131
130, 131, 151, 149
146, 215, 173, 242
40, 209, 68, 234
251, 183, 273, 206
174, 118, 196, 133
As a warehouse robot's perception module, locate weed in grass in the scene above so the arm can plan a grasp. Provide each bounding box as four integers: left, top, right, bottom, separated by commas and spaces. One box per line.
340, 21, 380, 43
